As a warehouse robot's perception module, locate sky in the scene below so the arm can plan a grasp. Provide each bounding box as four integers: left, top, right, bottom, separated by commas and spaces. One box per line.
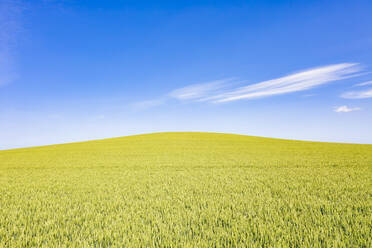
1, 0, 372, 149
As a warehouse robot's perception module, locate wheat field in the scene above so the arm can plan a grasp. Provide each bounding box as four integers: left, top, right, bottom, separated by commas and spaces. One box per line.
0, 132, 371, 247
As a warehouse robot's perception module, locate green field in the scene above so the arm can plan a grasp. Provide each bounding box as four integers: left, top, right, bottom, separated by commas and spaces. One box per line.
0, 132, 371, 247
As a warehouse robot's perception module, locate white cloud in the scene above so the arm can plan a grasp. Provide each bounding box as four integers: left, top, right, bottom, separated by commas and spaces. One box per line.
341, 88, 372, 99
334, 105, 361, 113
131, 78, 239, 111
354, 80, 372, 87
169, 78, 237, 101
131, 63, 364, 110
210, 63, 362, 103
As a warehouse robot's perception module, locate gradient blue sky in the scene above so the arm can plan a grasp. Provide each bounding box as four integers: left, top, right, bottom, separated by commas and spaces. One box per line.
1, 0, 372, 149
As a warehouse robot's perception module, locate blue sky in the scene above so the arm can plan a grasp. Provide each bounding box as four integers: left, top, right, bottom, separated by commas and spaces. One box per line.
1, 0, 372, 149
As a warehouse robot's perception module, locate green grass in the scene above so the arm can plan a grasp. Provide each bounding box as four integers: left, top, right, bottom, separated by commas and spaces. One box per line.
0, 132, 371, 247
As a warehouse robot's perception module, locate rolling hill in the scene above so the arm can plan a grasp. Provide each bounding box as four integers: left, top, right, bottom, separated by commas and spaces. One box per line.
0, 132, 371, 247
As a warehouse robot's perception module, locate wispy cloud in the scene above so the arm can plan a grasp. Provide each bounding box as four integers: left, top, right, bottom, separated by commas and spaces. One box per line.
341, 88, 372, 99
353, 80, 372, 87
132, 63, 364, 110
169, 78, 237, 101
334, 105, 361, 113
209, 63, 362, 103
131, 78, 239, 110
0, 0, 22, 87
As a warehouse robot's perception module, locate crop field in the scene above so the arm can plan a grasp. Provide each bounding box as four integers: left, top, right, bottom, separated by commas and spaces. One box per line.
0, 132, 371, 247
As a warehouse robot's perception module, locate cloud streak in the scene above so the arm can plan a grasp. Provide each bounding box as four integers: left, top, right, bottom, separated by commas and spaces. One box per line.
169, 63, 362, 104
131, 78, 238, 110
209, 63, 362, 103
132, 63, 364, 110
334, 105, 361, 113
169, 78, 237, 101
353, 80, 372, 87
341, 88, 372, 99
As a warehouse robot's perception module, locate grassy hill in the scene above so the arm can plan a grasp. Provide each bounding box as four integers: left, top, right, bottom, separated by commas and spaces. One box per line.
0, 132, 371, 247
